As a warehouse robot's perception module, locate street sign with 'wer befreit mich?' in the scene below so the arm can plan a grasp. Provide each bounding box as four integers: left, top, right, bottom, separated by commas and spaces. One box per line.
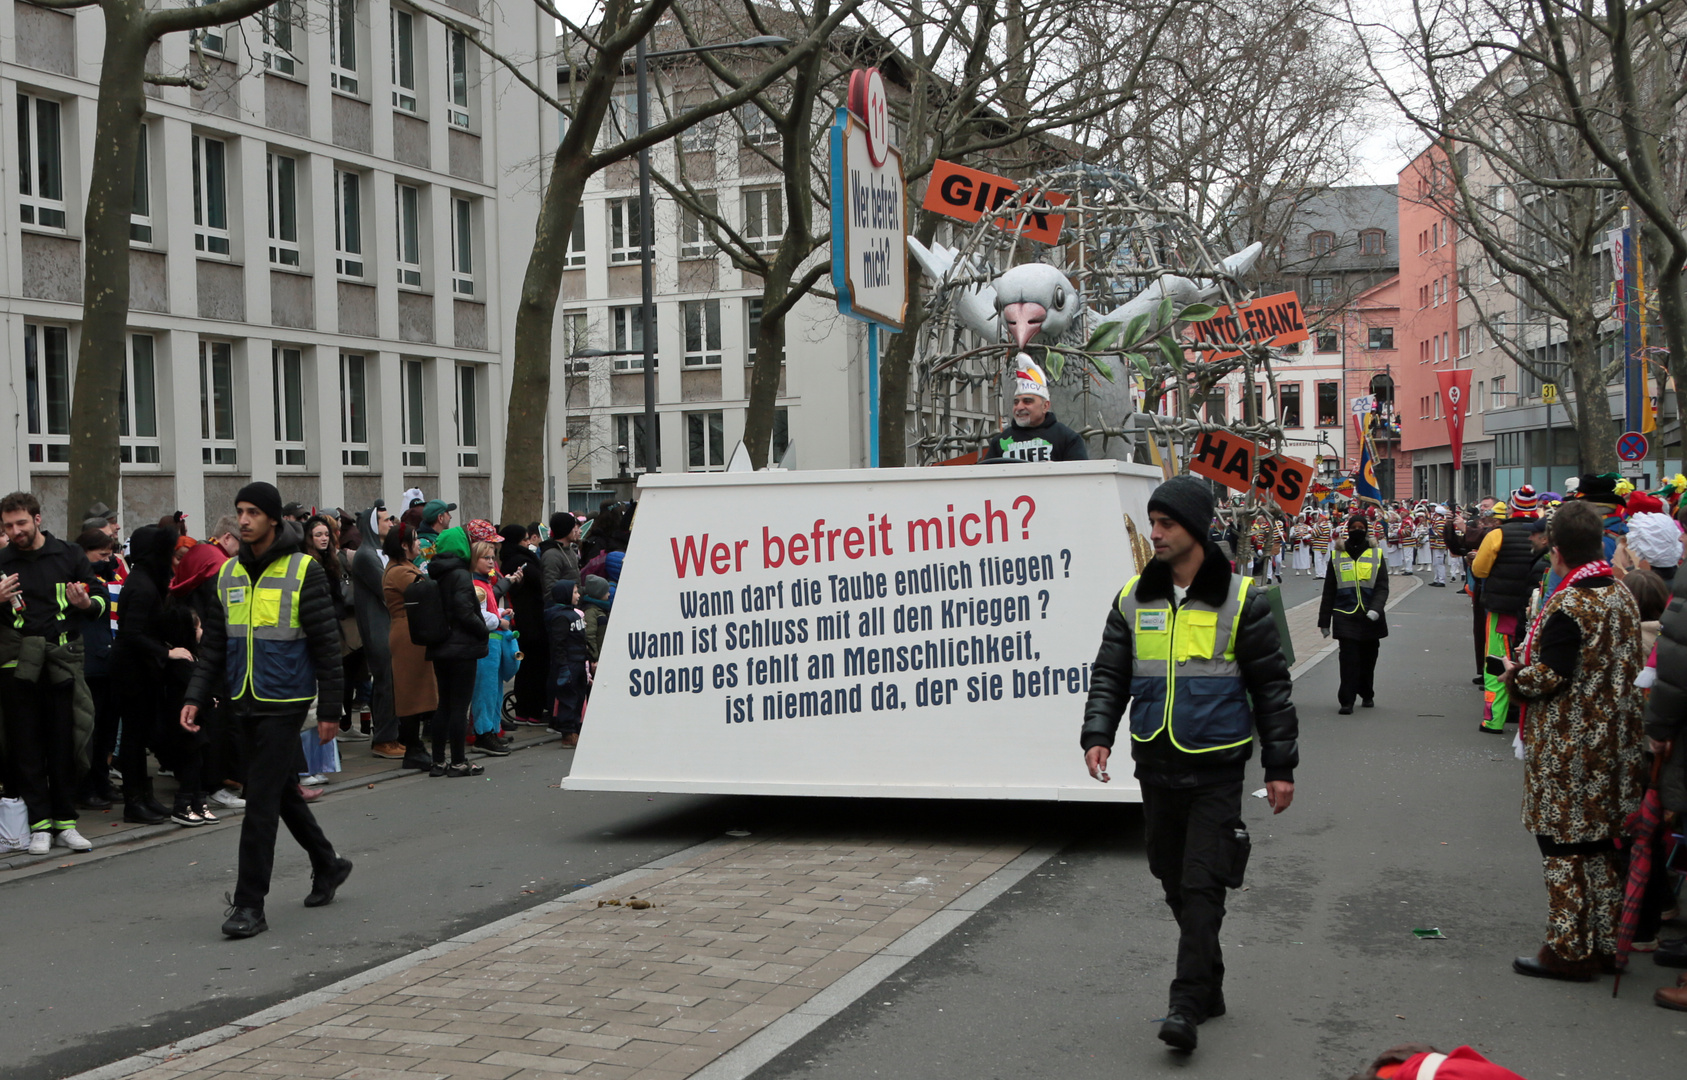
830, 107, 907, 329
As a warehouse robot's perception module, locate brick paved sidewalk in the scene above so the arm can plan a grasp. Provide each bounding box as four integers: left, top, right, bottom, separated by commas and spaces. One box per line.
122, 835, 1030, 1080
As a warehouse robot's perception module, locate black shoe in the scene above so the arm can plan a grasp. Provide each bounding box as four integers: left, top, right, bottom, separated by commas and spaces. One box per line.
429, 764, 447, 777
472, 734, 511, 757
402, 750, 434, 771
1158, 1011, 1198, 1051
1513, 950, 1595, 981
1361, 698, 1375, 708
76, 788, 113, 811
1429, 581, 1446, 587
446, 761, 485, 777
1472, 676, 1484, 685
305, 856, 353, 907
1654, 941, 1687, 968
124, 800, 169, 825
221, 906, 268, 939
1338, 704, 1354, 715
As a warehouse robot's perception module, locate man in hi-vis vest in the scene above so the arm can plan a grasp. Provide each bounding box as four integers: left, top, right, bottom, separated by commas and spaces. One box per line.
1082, 476, 1299, 1054
182, 482, 350, 939
1318, 514, 1390, 714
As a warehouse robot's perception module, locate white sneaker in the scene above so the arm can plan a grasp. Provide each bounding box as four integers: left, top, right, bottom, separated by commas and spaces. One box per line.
28, 831, 50, 855
54, 827, 92, 852
208, 788, 247, 809
300, 773, 329, 787
335, 728, 369, 742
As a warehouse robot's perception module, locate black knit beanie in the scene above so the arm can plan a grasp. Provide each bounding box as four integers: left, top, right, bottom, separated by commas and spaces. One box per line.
234, 481, 284, 523
1147, 476, 1216, 540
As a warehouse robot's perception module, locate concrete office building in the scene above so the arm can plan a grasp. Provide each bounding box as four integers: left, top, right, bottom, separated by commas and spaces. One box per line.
2, 0, 555, 530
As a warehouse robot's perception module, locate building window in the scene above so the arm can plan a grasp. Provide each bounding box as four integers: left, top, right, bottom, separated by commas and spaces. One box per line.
687, 411, 725, 471
1496, 430, 1522, 467
683, 300, 722, 367
1315, 329, 1339, 353
1359, 229, 1384, 256
1316, 381, 1340, 427
334, 169, 364, 277
272, 346, 306, 466
565, 206, 586, 267
395, 182, 422, 288
606, 89, 639, 140
680, 193, 718, 258
391, 7, 417, 112
131, 123, 153, 244
1308, 231, 1334, 257
611, 306, 653, 370
742, 187, 783, 252
1203, 391, 1226, 424
1367, 326, 1394, 350
401, 358, 427, 467
1279, 382, 1302, 428
192, 135, 231, 256
194, 0, 226, 54
262, 0, 302, 76
199, 340, 237, 466
267, 152, 301, 267
330, 0, 359, 93
771, 407, 789, 464
1239, 384, 1263, 420
746, 298, 786, 365
119, 333, 162, 464
614, 413, 660, 471
24, 324, 71, 463
456, 363, 479, 468
18, 94, 67, 230
1308, 277, 1333, 304
449, 196, 475, 296
739, 103, 777, 146
446, 30, 471, 127
608, 198, 642, 263
562, 310, 591, 372
339, 352, 369, 466
679, 112, 716, 153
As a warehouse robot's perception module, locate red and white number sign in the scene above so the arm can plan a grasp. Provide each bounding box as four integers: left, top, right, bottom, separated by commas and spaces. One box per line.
848, 68, 889, 167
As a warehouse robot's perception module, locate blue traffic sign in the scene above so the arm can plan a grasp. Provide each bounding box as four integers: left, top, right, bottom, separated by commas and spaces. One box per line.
1617, 431, 1649, 462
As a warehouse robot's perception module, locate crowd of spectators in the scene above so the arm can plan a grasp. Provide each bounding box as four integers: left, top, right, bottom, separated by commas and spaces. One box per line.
0, 490, 630, 854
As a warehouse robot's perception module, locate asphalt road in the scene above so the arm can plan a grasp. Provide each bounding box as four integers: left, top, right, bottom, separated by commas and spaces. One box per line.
1, 748, 749, 1080
753, 577, 1684, 1080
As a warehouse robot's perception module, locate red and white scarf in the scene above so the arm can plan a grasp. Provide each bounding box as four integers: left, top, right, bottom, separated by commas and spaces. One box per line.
1519, 559, 1612, 667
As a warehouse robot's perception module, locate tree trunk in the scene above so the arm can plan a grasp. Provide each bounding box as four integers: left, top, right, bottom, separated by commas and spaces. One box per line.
743, 278, 789, 467
1564, 309, 1618, 471
500, 154, 593, 523
877, 275, 921, 466
66, 6, 150, 535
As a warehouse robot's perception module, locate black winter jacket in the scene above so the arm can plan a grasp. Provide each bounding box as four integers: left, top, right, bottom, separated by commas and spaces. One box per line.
1645, 586, 1687, 812
0, 531, 108, 642
1482, 519, 1543, 616
185, 520, 346, 721
112, 525, 180, 675
425, 553, 490, 662
1317, 540, 1390, 641
349, 504, 392, 661
980, 412, 1089, 463
1081, 542, 1299, 787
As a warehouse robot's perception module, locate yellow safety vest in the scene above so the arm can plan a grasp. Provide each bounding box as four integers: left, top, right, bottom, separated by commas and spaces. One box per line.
1333, 549, 1384, 615
217, 553, 316, 702
1116, 574, 1254, 753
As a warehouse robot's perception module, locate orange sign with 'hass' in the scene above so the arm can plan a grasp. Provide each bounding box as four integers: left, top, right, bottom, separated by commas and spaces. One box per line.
922, 159, 1066, 244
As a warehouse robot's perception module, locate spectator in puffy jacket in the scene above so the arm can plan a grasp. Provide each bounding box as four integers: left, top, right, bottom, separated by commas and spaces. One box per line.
545, 580, 589, 749
540, 512, 582, 602
425, 527, 489, 777
580, 575, 613, 661
73, 529, 121, 810
113, 525, 181, 825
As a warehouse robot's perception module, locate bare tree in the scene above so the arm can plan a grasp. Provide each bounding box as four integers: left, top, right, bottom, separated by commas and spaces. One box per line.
1360, 0, 1687, 454
53, 0, 289, 531
432, 0, 857, 522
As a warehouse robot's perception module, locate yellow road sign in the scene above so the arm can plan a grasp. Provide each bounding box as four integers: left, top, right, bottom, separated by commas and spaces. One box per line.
1542, 383, 1559, 404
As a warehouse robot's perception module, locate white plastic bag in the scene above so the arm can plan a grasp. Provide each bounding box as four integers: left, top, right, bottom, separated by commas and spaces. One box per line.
0, 797, 29, 852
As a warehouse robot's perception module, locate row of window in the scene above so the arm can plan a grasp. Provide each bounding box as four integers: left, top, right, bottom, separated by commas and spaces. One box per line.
16, 94, 481, 296
560, 298, 788, 371
1207, 381, 1345, 429
209, 0, 475, 127
586, 409, 791, 473
1416, 217, 1454, 255
1307, 326, 1395, 353
562, 187, 785, 267
1306, 229, 1387, 257
1416, 274, 1454, 309
22, 324, 484, 471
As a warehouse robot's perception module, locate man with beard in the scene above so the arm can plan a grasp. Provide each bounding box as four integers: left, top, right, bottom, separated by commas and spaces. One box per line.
1319, 514, 1390, 713
1081, 476, 1299, 1053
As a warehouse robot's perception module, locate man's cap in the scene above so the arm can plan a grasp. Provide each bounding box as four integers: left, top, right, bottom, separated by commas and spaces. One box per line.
1013, 356, 1051, 402
235, 482, 285, 523
1146, 476, 1215, 540
465, 519, 504, 543
422, 499, 457, 524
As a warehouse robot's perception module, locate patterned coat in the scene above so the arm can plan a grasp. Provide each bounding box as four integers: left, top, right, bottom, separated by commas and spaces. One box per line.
1514, 580, 1645, 843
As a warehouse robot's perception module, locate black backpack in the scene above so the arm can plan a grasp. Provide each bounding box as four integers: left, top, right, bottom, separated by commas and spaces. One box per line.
404, 576, 451, 647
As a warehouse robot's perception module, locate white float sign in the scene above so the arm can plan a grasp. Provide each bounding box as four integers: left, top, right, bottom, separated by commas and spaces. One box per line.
564, 460, 1163, 802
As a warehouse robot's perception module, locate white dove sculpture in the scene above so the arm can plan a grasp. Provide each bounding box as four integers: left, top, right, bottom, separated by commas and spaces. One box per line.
906, 237, 1265, 354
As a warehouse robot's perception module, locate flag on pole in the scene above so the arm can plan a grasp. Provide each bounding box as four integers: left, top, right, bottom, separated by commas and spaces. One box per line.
1354, 436, 1384, 504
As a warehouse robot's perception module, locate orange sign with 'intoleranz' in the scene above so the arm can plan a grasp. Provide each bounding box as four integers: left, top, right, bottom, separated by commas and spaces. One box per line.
1188, 291, 1310, 360
921, 159, 1066, 244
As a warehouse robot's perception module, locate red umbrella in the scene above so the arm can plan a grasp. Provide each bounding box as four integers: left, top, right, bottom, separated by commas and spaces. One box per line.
1613, 746, 1670, 997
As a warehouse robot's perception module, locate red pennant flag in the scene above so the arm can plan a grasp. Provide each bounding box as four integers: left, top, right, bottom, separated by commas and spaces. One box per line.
1437, 369, 1473, 474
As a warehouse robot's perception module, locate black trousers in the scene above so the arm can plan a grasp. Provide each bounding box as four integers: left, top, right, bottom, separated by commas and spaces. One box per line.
82, 674, 120, 798
366, 641, 399, 745
513, 622, 551, 720
0, 669, 79, 829
231, 704, 337, 911
550, 667, 584, 735
1336, 639, 1380, 707
1141, 779, 1248, 1022
432, 657, 477, 765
